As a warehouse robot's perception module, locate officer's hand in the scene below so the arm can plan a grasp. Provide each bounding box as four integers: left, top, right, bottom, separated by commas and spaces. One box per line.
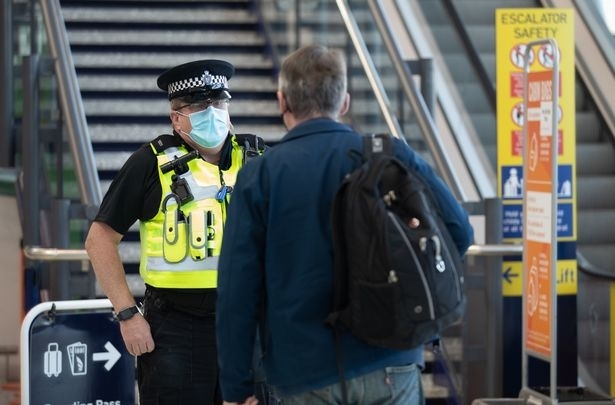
119, 314, 155, 356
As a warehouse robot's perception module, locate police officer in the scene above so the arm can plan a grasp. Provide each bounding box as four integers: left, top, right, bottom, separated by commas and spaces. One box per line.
85, 59, 266, 405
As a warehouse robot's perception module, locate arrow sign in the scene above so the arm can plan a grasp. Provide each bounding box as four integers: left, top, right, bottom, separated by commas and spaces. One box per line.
93, 341, 121, 371
503, 266, 520, 284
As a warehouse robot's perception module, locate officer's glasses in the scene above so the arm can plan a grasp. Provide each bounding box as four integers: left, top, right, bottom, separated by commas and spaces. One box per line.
176, 99, 230, 112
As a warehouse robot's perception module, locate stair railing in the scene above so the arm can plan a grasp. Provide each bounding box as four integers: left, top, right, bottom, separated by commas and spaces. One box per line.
252, 0, 282, 78
38, 0, 101, 208
14, 0, 102, 302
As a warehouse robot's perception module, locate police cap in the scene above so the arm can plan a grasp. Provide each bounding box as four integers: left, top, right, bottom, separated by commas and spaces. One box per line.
157, 59, 234, 101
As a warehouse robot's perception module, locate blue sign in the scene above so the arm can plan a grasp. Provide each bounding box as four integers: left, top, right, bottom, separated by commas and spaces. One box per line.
502, 202, 574, 240
28, 310, 135, 405
502, 203, 523, 239
501, 165, 524, 200
557, 202, 573, 237
557, 164, 573, 198
501, 164, 573, 199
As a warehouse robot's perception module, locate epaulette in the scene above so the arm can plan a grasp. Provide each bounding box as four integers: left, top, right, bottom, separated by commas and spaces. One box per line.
150, 134, 183, 154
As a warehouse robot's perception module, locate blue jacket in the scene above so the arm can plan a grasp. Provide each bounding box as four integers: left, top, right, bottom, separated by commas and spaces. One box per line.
216, 118, 474, 401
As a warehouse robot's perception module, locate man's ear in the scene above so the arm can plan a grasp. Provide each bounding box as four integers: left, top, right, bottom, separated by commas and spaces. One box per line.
170, 111, 181, 132
277, 91, 287, 114
339, 92, 350, 116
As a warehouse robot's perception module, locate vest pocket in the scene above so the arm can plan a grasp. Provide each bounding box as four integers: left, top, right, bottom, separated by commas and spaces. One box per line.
162, 203, 188, 263
188, 210, 207, 261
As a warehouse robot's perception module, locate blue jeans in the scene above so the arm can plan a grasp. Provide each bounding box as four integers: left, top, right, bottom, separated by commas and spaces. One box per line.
270, 363, 424, 405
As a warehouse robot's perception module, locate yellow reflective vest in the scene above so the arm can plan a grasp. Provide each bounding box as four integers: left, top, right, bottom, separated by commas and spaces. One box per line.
139, 136, 248, 289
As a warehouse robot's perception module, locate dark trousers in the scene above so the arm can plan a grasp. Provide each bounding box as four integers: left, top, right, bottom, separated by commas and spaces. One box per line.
137, 288, 221, 405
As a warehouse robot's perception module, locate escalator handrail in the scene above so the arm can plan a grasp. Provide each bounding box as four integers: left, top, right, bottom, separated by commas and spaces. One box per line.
391, 0, 496, 200
577, 250, 615, 281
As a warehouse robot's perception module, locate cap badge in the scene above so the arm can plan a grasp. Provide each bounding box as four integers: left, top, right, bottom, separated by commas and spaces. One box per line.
202, 70, 213, 87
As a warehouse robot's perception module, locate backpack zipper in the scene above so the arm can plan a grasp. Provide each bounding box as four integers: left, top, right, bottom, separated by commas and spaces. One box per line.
388, 212, 435, 320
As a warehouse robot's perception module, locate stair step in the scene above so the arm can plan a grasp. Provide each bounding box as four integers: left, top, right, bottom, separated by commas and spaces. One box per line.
465, 26, 495, 53
576, 111, 603, 143
576, 145, 615, 175
68, 29, 264, 46
88, 123, 286, 144
577, 176, 615, 209
72, 52, 274, 69
77, 74, 277, 93
578, 209, 615, 242
63, 7, 255, 24
83, 99, 279, 117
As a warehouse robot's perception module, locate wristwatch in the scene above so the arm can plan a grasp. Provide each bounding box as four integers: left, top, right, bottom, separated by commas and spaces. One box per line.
114, 305, 141, 321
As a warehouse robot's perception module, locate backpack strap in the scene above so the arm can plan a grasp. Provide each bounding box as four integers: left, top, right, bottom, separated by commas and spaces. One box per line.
363, 133, 393, 161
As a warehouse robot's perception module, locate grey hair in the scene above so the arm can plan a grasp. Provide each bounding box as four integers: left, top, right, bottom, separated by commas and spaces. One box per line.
278, 45, 347, 120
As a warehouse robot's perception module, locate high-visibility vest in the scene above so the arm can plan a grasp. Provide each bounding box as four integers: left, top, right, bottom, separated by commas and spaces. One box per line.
139, 138, 245, 289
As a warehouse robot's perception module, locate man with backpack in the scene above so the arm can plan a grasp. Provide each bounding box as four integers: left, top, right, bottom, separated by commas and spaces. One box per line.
216, 44, 474, 405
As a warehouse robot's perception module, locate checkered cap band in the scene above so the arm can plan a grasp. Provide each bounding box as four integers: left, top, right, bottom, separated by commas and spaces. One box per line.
168, 70, 229, 97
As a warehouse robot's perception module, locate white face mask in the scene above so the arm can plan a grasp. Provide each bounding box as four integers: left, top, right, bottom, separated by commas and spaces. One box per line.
177, 106, 229, 148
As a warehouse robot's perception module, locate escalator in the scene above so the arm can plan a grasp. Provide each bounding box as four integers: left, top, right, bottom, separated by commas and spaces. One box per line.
413, 0, 615, 397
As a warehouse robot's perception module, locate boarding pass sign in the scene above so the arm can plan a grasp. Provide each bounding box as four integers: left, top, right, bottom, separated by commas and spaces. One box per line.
23, 302, 135, 405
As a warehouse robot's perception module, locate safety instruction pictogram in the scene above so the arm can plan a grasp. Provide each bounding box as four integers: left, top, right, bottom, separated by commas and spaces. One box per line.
537, 43, 560, 69
510, 43, 535, 69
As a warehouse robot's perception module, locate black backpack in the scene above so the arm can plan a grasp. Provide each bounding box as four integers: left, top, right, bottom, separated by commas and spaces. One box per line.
325, 133, 466, 350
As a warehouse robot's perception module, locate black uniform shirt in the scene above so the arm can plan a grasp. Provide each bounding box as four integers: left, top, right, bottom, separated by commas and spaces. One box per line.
94, 141, 162, 235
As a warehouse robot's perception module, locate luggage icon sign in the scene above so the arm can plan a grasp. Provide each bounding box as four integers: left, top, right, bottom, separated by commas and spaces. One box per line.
42, 340, 122, 378
44, 342, 62, 377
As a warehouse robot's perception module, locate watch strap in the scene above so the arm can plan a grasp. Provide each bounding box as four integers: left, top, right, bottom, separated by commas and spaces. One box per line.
115, 305, 141, 321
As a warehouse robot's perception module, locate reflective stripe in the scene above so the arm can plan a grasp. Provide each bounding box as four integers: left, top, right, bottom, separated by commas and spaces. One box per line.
143, 268, 218, 289
146, 256, 219, 271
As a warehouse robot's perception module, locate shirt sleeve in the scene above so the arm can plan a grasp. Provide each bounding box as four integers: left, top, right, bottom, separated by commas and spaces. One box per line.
393, 138, 475, 255
94, 143, 161, 235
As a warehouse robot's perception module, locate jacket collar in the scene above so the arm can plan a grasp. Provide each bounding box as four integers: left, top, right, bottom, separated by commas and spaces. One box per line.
281, 118, 354, 144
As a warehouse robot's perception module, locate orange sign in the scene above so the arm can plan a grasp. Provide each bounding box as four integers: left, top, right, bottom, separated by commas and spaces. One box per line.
524, 70, 555, 358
